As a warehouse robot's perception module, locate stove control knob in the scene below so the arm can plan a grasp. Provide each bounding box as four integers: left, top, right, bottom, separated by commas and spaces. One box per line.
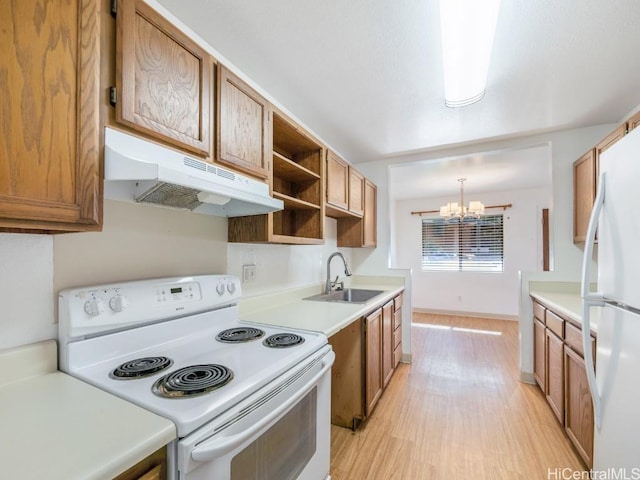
84, 298, 105, 317
109, 295, 129, 313
216, 283, 226, 296
226, 282, 236, 294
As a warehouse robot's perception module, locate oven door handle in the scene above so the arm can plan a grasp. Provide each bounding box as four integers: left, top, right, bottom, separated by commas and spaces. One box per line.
191, 350, 335, 462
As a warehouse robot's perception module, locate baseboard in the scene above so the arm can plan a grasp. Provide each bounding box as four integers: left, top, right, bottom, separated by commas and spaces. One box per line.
400, 353, 412, 364
519, 371, 536, 384
412, 308, 518, 322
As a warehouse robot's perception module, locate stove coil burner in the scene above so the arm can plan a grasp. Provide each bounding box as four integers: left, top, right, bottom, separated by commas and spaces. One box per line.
216, 327, 265, 343
152, 364, 233, 398
110, 356, 173, 379
263, 333, 305, 348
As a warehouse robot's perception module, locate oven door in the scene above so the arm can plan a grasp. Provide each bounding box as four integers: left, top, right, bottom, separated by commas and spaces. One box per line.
177, 345, 334, 480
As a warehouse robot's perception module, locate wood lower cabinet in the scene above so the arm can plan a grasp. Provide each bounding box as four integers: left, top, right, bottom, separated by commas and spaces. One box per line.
0, 0, 102, 232
546, 329, 565, 423
531, 298, 595, 468
115, 0, 211, 156
113, 446, 167, 480
329, 291, 404, 429
533, 318, 546, 389
365, 308, 383, 416
381, 301, 394, 388
564, 345, 594, 467
393, 294, 403, 368
217, 66, 270, 179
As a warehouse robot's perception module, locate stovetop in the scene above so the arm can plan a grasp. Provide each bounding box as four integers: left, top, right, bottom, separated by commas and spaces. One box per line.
57, 275, 328, 437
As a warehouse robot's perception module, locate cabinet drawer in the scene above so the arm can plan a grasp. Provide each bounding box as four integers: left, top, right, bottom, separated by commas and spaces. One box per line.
545, 310, 564, 338
533, 301, 546, 323
393, 344, 401, 367
394, 294, 403, 312
393, 325, 401, 349
565, 321, 595, 358
393, 308, 402, 330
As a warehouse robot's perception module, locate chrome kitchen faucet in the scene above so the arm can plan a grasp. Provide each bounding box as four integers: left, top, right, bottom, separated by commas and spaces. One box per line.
325, 252, 352, 294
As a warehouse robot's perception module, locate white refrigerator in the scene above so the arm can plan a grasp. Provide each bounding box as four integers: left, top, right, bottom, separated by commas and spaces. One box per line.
581, 124, 640, 469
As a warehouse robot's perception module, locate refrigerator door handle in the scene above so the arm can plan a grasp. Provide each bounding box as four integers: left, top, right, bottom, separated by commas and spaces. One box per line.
580, 171, 606, 428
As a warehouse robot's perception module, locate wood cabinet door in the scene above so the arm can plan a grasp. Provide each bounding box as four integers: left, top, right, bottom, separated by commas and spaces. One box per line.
326, 150, 349, 210
627, 110, 640, 133
348, 167, 365, 216
533, 319, 546, 390
217, 66, 270, 179
573, 149, 596, 244
382, 301, 394, 388
564, 345, 594, 468
545, 329, 564, 424
116, 0, 211, 156
363, 179, 377, 247
0, 0, 101, 232
365, 308, 383, 417
114, 447, 167, 480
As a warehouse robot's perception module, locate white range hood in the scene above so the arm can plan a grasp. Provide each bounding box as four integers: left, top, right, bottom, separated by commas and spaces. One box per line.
103, 127, 283, 217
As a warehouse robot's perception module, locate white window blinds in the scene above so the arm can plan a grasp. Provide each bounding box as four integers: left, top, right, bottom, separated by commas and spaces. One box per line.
421, 214, 504, 272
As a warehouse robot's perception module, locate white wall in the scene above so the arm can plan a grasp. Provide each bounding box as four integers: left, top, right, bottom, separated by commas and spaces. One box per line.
0, 234, 55, 350
394, 187, 549, 317
0, 199, 352, 351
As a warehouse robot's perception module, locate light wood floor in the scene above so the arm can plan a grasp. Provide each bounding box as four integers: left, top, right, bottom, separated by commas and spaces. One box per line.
330, 313, 586, 479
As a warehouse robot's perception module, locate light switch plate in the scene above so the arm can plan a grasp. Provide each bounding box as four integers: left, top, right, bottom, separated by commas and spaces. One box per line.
242, 264, 256, 283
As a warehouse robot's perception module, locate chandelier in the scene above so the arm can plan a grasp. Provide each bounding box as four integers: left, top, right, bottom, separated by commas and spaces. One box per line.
439, 178, 485, 221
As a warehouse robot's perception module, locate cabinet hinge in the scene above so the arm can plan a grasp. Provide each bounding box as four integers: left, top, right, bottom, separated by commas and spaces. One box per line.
109, 87, 117, 107
111, 0, 117, 17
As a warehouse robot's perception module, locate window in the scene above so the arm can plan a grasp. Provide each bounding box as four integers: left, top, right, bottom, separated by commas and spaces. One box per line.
421, 214, 504, 272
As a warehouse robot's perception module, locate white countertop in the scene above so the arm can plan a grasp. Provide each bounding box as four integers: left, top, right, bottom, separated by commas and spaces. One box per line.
240, 277, 405, 337
0, 341, 176, 480
529, 284, 600, 333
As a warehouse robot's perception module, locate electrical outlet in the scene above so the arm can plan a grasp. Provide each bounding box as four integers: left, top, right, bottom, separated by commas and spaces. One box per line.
242, 264, 256, 283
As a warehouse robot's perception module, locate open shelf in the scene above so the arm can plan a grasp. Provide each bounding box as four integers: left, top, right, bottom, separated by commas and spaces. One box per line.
273, 192, 321, 211
228, 108, 325, 244
273, 151, 320, 183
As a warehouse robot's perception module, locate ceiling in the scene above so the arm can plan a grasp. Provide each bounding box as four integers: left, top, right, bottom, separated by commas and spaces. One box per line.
156, 0, 640, 199
388, 144, 551, 200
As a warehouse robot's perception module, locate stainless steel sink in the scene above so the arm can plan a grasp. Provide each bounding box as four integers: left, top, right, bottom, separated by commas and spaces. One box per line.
303, 288, 384, 304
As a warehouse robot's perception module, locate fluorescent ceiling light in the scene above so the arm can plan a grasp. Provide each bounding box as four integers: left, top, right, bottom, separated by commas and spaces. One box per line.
439, 0, 501, 107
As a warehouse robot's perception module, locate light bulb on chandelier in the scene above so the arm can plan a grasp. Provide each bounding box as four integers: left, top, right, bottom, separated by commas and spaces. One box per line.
439, 178, 485, 222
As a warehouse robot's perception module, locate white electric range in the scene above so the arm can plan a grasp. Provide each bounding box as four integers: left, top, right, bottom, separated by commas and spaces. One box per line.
58, 275, 334, 480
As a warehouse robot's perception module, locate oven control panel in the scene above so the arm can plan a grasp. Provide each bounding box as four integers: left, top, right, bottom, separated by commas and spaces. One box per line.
59, 275, 242, 339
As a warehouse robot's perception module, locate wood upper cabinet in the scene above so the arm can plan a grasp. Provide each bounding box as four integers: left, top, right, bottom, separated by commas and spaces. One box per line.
325, 151, 365, 218
326, 150, 349, 212
227, 108, 324, 244
573, 124, 627, 245
0, 0, 102, 232
365, 308, 383, 417
217, 66, 271, 179
573, 149, 596, 244
348, 167, 365, 216
381, 301, 395, 388
337, 179, 377, 247
627, 110, 640, 132
115, 0, 211, 156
